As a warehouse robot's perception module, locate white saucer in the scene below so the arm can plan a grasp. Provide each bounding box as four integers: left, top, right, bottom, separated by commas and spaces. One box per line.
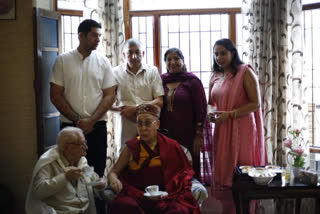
144, 191, 168, 198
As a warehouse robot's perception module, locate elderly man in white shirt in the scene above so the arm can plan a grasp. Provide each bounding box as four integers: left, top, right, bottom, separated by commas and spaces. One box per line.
26, 127, 106, 214
112, 38, 164, 153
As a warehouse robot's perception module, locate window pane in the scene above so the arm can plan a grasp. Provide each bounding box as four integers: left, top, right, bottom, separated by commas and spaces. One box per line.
190, 32, 200, 71
64, 33, 72, 52
200, 15, 211, 32
302, 0, 320, 4
211, 32, 222, 46
130, 0, 242, 11
168, 16, 179, 33
72, 34, 79, 50
304, 10, 312, 29
63, 16, 71, 33
146, 17, 154, 48
200, 32, 211, 71
139, 17, 146, 33
180, 15, 189, 32
160, 16, 169, 47
131, 16, 154, 65
313, 10, 320, 70
134, 11, 232, 105
146, 47, 154, 65
158, 14, 230, 85
161, 47, 167, 74
131, 17, 139, 39
139, 33, 147, 64
221, 14, 229, 37
303, 8, 320, 146
236, 13, 244, 60
57, 0, 83, 11
61, 15, 82, 53
201, 72, 211, 88
168, 33, 179, 48
71, 16, 80, 33
180, 33, 190, 71
190, 15, 200, 32
202, 71, 212, 98
211, 14, 221, 31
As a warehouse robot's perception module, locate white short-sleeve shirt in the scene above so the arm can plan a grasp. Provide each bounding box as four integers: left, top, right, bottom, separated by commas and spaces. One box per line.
112, 63, 164, 106
50, 49, 117, 122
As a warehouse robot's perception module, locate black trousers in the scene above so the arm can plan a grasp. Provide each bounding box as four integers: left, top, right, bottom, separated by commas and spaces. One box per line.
61, 121, 107, 214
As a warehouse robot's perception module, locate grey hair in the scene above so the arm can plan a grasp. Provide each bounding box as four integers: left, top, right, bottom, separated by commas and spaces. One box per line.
122, 38, 144, 53
57, 127, 84, 153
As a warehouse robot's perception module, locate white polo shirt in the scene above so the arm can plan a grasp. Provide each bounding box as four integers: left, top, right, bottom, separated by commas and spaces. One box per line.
112, 63, 164, 106
50, 49, 117, 122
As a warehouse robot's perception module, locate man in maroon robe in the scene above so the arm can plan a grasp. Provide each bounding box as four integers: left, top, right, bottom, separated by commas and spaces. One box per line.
107, 104, 201, 214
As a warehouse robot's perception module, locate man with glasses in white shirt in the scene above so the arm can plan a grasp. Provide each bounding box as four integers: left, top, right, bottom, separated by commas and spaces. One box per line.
112, 38, 164, 154
26, 127, 106, 214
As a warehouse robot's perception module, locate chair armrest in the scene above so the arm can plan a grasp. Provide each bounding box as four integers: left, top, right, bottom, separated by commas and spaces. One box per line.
191, 178, 208, 207
102, 185, 117, 202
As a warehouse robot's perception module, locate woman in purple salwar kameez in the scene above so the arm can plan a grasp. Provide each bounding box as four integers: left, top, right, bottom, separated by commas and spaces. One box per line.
160, 48, 211, 181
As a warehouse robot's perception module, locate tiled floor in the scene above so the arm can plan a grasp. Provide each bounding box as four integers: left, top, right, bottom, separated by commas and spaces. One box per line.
201, 187, 223, 214
200, 186, 241, 214
200, 189, 277, 214
201, 198, 222, 213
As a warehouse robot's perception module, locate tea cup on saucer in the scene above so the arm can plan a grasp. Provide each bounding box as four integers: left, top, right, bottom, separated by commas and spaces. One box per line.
82, 166, 94, 177
145, 185, 159, 196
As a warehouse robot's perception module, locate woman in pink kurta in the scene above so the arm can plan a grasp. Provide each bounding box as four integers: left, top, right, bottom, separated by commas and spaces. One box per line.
208, 39, 267, 213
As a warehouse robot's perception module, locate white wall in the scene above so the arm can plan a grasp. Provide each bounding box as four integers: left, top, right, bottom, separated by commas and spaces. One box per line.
0, 1, 55, 213
33, 0, 54, 11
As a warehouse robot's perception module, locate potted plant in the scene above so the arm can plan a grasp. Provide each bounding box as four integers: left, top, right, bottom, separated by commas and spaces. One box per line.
283, 129, 306, 177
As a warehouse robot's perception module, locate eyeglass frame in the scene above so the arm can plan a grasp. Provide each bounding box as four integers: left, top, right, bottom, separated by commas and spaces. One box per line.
126, 50, 142, 57
66, 140, 87, 146
136, 119, 158, 128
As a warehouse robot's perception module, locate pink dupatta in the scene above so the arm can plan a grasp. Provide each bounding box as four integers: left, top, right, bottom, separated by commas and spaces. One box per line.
211, 64, 267, 190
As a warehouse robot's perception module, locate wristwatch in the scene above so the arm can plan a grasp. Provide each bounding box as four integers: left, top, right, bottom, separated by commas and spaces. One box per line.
72, 114, 81, 123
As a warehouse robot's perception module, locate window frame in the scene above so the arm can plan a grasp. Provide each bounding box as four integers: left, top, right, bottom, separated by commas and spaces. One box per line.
123, 0, 240, 72
302, 2, 320, 148
55, 0, 83, 16
55, 0, 84, 53
303, 2, 320, 10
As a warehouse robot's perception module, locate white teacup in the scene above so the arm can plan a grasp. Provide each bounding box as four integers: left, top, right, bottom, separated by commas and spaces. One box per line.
207, 105, 216, 114
82, 166, 94, 177
145, 185, 159, 196
207, 105, 217, 119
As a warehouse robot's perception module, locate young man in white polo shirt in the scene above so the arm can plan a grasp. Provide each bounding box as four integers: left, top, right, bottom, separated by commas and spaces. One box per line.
112, 38, 164, 153
50, 19, 117, 214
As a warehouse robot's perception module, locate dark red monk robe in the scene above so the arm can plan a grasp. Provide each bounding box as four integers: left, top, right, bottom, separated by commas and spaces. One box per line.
108, 132, 201, 214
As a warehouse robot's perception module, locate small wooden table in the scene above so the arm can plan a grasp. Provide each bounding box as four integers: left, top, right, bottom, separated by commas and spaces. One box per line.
232, 171, 320, 214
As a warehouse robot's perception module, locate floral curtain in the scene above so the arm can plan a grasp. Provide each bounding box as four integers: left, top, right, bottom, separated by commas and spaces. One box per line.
242, 0, 307, 168
83, 0, 125, 174
242, 0, 314, 213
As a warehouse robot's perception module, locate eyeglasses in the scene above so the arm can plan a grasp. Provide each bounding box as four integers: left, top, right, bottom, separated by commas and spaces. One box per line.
127, 51, 142, 57
66, 140, 87, 146
137, 120, 158, 128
